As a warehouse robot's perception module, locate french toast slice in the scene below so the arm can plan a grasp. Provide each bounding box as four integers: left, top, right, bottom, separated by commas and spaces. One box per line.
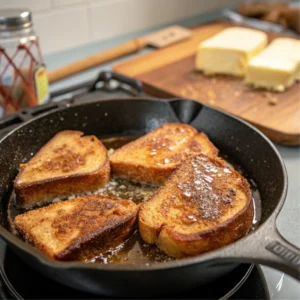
110, 123, 218, 184
14, 195, 139, 260
139, 154, 253, 258
14, 131, 110, 209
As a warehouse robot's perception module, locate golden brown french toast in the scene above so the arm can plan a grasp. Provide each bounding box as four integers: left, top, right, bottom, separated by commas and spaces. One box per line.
14, 195, 139, 261
14, 131, 110, 209
139, 154, 253, 258
110, 123, 218, 184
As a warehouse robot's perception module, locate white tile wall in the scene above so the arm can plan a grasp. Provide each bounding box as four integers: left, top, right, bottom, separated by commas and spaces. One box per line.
89, 0, 238, 42
0, 0, 51, 11
34, 5, 90, 54
52, 0, 84, 7
1, 0, 239, 55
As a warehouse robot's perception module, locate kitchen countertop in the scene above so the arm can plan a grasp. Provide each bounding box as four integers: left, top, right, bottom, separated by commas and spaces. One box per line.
45, 11, 300, 299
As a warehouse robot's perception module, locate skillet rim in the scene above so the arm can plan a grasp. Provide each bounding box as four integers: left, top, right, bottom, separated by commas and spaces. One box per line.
0, 97, 288, 272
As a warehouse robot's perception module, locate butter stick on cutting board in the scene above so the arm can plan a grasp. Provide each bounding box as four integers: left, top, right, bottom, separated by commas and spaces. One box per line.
246, 38, 300, 92
195, 27, 267, 76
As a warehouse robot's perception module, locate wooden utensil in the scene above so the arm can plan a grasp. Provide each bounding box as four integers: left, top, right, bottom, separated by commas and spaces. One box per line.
47, 26, 191, 83
113, 22, 300, 146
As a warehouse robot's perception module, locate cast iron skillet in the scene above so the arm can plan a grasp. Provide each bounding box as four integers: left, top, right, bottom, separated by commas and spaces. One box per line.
0, 98, 299, 297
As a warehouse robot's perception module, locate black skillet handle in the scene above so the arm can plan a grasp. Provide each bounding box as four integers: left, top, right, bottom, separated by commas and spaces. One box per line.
264, 233, 300, 276
256, 221, 300, 280
219, 215, 300, 280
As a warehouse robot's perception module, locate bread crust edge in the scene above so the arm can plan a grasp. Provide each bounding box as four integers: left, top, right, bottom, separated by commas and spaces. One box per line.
15, 160, 110, 209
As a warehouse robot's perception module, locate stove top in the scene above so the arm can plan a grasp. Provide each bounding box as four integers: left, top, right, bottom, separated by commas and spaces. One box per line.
0, 239, 269, 299
0, 71, 270, 299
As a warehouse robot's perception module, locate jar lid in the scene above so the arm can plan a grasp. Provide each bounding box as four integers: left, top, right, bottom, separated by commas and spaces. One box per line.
0, 8, 32, 31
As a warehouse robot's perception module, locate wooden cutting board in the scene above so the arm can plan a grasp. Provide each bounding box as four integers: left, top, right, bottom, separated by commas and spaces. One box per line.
113, 22, 300, 146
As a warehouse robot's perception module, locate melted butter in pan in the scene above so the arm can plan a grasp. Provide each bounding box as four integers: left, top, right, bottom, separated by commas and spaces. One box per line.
94, 177, 156, 204
87, 231, 173, 265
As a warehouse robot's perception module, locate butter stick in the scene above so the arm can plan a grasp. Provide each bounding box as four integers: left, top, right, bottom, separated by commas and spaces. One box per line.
272, 38, 300, 80
195, 27, 267, 76
246, 38, 300, 92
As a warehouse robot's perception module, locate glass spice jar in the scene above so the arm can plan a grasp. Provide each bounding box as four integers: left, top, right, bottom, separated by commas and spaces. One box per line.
0, 8, 49, 117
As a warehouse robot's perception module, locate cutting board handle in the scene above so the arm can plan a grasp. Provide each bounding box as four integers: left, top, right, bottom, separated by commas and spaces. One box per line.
47, 38, 146, 83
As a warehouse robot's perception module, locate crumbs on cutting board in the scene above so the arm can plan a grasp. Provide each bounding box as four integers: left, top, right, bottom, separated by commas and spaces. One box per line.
264, 92, 278, 106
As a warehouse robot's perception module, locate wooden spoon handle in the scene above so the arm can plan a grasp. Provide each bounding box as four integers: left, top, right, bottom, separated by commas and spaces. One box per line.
47, 38, 146, 83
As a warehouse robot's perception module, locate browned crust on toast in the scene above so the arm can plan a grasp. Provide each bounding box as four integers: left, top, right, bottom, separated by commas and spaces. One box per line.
55, 214, 137, 261
110, 161, 175, 185
189, 132, 219, 157
110, 123, 218, 184
155, 198, 253, 258
15, 161, 110, 209
14, 195, 139, 260
14, 131, 110, 209
139, 154, 253, 258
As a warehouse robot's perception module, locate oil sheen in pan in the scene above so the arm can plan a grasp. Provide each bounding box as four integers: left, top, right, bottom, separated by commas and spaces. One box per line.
7, 136, 262, 265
